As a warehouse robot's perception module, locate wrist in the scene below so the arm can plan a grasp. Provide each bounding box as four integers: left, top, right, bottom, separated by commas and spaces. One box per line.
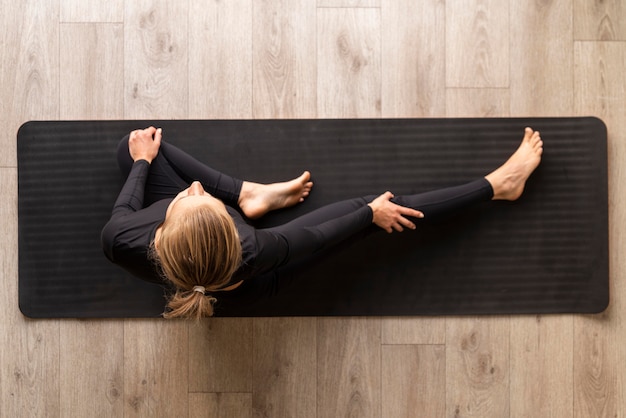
366, 203, 376, 223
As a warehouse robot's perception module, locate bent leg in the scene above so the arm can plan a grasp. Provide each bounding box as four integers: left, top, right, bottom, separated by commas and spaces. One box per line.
116, 135, 243, 207
158, 141, 242, 206
117, 135, 190, 205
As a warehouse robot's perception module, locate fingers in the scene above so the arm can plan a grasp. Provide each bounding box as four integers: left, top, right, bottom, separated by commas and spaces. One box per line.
130, 126, 159, 139
399, 205, 424, 220
154, 127, 162, 146
391, 207, 423, 233
369, 190, 427, 233
128, 126, 162, 163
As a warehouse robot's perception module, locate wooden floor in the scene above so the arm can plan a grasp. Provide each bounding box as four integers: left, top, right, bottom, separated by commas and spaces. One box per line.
2, 1, 625, 417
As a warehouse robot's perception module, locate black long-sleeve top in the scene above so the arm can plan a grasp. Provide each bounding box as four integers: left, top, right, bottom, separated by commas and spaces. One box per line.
101, 160, 374, 287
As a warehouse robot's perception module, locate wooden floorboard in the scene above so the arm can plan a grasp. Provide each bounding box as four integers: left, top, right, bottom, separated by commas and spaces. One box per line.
252, 0, 317, 118
445, 0, 509, 88
509, 0, 574, 116
252, 318, 317, 417
123, 0, 189, 119
2, 1, 626, 417
188, 318, 253, 393
446, 317, 510, 418
382, 345, 446, 417
573, 40, 626, 418
59, 320, 124, 417
189, 0, 253, 119
317, 318, 381, 417
60, 23, 124, 119
317, 7, 381, 118
380, 0, 445, 117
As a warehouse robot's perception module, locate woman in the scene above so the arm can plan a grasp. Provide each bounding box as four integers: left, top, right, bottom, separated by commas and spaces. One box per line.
101, 126, 543, 319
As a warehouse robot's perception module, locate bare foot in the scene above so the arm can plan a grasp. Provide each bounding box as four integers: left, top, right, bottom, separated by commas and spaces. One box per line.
238, 171, 313, 219
485, 127, 543, 201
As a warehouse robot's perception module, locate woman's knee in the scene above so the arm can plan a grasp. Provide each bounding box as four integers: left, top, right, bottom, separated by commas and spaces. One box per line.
116, 134, 133, 175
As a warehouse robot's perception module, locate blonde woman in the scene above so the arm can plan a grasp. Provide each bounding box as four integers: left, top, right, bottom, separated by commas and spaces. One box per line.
102, 126, 542, 319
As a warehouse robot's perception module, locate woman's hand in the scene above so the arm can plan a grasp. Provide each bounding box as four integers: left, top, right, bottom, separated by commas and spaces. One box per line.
368, 191, 424, 233
129, 126, 162, 164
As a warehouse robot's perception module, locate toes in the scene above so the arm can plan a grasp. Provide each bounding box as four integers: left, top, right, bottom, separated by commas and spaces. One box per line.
531, 132, 542, 148
300, 171, 311, 183
524, 127, 533, 141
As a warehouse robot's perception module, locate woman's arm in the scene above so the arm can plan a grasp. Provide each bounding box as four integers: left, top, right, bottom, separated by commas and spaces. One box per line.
110, 160, 151, 216
102, 127, 164, 261
109, 127, 163, 216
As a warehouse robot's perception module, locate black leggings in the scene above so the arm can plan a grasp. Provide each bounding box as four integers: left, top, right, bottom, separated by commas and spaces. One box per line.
117, 135, 493, 224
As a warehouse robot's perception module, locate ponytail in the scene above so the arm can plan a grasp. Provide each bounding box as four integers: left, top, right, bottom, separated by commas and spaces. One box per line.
163, 289, 216, 319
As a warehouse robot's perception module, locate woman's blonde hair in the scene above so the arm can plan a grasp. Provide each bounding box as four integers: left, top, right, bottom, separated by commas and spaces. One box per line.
155, 204, 242, 319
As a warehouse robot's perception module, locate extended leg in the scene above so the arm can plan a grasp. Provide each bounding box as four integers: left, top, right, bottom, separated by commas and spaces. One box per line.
255, 127, 543, 270
369, 127, 543, 232
392, 178, 493, 221
254, 176, 494, 273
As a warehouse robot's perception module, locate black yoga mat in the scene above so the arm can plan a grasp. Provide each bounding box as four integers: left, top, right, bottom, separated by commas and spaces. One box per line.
17, 118, 609, 318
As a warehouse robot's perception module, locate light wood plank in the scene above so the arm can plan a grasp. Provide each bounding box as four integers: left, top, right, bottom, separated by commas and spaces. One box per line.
188, 318, 253, 393
510, 316, 573, 418
57, 20, 125, 418
60, 23, 124, 119
60, 0, 124, 23
379, 0, 447, 346
189, 0, 252, 119
0, 1, 61, 416
59, 320, 124, 417
0, 319, 61, 418
573, 41, 626, 418
124, 0, 189, 119
1, 0, 59, 167
574, 313, 623, 418
446, 317, 510, 418
189, 393, 252, 418
317, 7, 381, 118
574, 0, 626, 41
446, 0, 509, 88
381, 317, 446, 345
509, 0, 574, 116
252, 0, 317, 118
252, 318, 317, 418
317, 318, 381, 418
318, 0, 380, 7
124, 320, 189, 417
508, 4, 576, 417
0, 166, 61, 418
446, 88, 510, 117
381, 0, 446, 117
381, 345, 445, 417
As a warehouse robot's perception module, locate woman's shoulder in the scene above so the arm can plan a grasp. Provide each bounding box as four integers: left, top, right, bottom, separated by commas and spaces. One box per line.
102, 200, 170, 255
